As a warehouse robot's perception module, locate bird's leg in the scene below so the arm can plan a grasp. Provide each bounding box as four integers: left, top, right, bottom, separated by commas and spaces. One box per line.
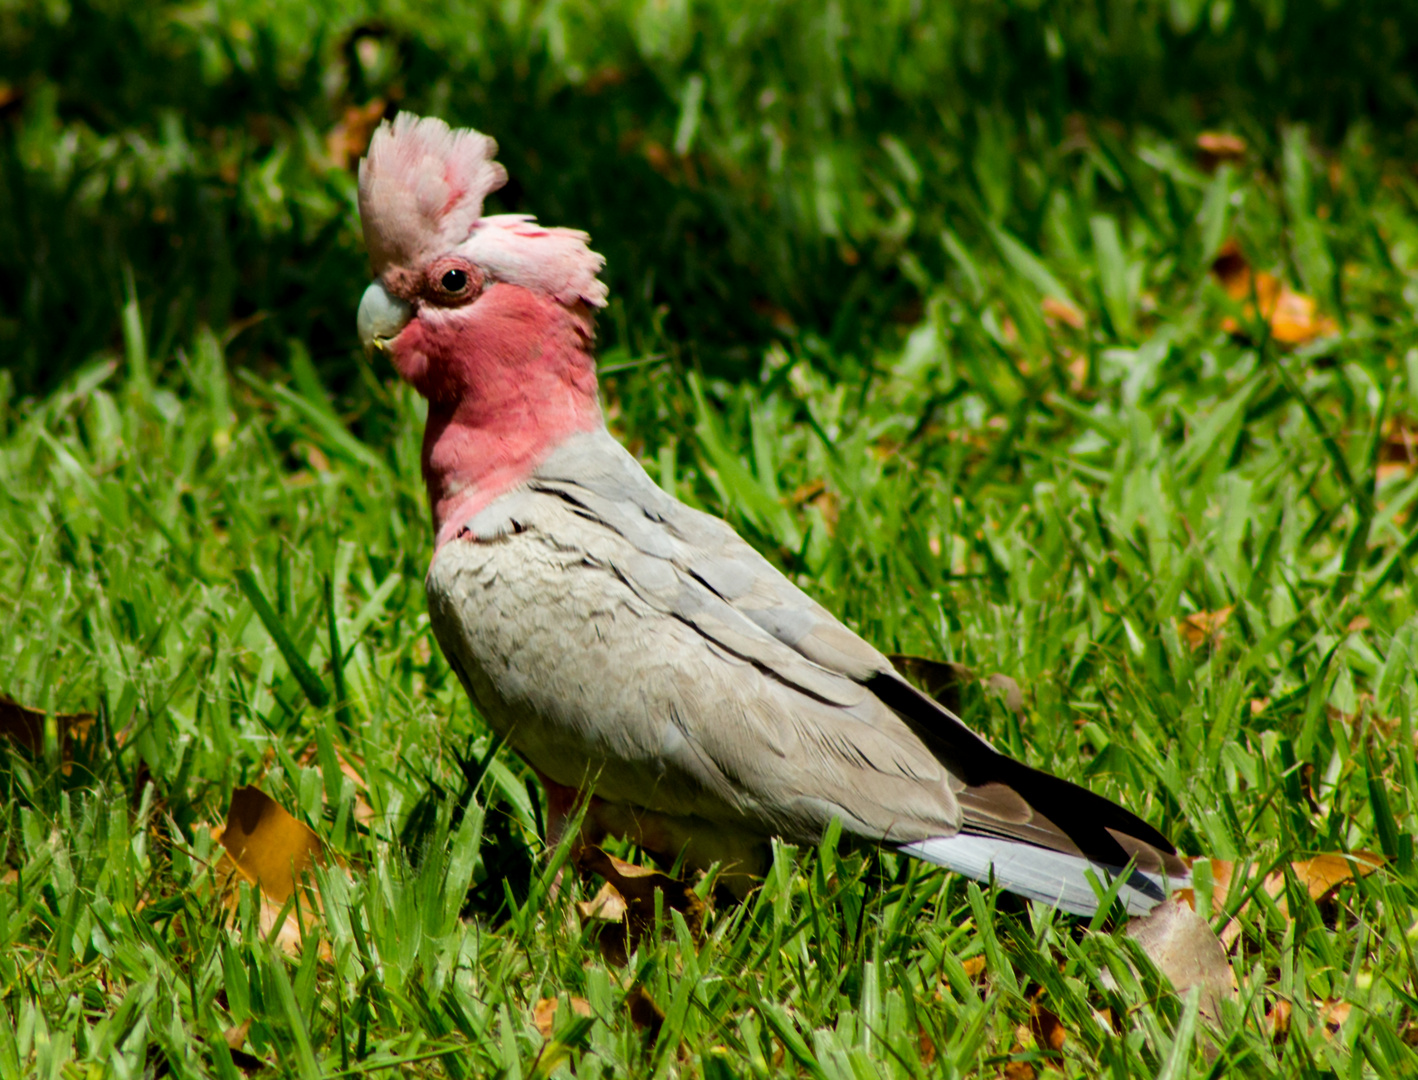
534, 770, 608, 897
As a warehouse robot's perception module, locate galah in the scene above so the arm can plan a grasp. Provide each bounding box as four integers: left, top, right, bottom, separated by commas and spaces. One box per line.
356, 113, 1187, 915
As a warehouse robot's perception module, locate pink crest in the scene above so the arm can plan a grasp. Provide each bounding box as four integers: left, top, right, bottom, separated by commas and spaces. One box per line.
359, 114, 507, 274
359, 113, 608, 309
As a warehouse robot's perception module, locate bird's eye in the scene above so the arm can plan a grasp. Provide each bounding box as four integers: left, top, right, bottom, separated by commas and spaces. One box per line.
440, 268, 468, 293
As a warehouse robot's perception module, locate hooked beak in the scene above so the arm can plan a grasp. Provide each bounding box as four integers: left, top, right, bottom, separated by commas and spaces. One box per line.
357, 281, 412, 358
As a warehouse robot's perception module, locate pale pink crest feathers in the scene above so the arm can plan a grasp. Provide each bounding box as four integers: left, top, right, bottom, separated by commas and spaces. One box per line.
359, 113, 608, 309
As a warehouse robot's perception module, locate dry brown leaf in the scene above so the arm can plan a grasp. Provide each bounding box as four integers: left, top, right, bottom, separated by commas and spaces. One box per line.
327, 99, 387, 170
1376, 417, 1418, 485
1196, 132, 1247, 170
1041, 295, 1086, 330
0, 694, 96, 767
917, 1026, 937, 1067
576, 881, 629, 923
1267, 999, 1292, 1042
787, 479, 840, 534
533, 996, 592, 1041
1322, 1001, 1352, 1031
1291, 852, 1384, 899
1211, 241, 1338, 345
1126, 898, 1235, 1023
215, 786, 321, 902
1178, 607, 1233, 650
1030, 1002, 1067, 1053
624, 985, 665, 1039
575, 847, 706, 964
1001, 1057, 1038, 1080
1191, 851, 1383, 949
213, 787, 325, 956
1268, 998, 1354, 1044
961, 955, 987, 979
223, 1020, 251, 1052
221, 1017, 267, 1077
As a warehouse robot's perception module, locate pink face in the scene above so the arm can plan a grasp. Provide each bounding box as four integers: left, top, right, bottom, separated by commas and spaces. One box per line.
371, 255, 487, 396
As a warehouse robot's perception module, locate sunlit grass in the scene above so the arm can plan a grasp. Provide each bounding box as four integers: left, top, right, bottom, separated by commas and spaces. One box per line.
3, 8, 1418, 1075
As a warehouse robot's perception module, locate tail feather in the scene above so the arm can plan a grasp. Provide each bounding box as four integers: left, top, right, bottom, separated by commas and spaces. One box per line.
872, 665, 1190, 915
900, 833, 1189, 916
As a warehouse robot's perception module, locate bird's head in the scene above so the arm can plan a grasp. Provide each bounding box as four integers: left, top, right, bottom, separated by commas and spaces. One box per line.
355, 113, 608, 404
356, 113, 610, 541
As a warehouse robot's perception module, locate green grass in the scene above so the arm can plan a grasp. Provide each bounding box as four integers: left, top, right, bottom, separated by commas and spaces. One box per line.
5, 2, 1418, 1077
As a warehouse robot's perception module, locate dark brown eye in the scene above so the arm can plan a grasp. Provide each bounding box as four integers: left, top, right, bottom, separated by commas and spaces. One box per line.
441, 268, 468, 292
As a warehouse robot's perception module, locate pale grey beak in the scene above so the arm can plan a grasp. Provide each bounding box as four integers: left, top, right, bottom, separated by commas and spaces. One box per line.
357, 281, 412, 356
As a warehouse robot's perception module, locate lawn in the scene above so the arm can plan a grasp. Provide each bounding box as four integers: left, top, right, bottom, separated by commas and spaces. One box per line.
2, 1, 1417, 1077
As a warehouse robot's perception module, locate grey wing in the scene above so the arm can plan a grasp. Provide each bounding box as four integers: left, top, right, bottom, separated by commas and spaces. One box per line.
530, 431, 1002, 776
526, 431, 1188, 892
432, 474, 964, 846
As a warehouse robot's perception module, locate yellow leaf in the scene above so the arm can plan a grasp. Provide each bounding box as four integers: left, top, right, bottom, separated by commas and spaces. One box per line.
1178, 607, 1233, 650
215, 786, 321, 902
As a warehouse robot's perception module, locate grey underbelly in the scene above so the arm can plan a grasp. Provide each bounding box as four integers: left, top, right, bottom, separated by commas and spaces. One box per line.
425, 535, 740, 822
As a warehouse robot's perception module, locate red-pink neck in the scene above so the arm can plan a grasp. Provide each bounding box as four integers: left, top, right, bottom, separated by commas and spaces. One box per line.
390, 284, 603, 548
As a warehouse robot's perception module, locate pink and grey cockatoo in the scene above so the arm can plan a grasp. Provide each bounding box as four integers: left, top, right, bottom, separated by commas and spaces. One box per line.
356, 114, 1187, 915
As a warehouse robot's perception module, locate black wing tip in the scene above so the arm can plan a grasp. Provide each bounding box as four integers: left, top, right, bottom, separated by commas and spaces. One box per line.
868, 669, 1182, 868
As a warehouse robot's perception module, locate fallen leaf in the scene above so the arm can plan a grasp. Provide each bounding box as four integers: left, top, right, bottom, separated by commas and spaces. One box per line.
213, 787, 324, 956
0, 694, 95, 765
1063, 349, 1090, 392
1029, 1002, 1067, 1053
1267, 998, 1292, 1042
1291, 851, 1384, 900
1002, 1060, 1037, 1080
575, 846, 706, 964
576, 881, 629, 923
1192, 851, 1383, 949
223, 1020, 251, 1052
1268, 998, 1355, 1044
1178, 607, 1232, 650
1196, 132, 1247, 170
218, 1013, 266, 1074
215, 786, 321, 902
533, 996, 592, 1041
1211, 241, 1338, 345
1321, 1000, 1352, 1031
327, 99, 387, 170
1375, 417, 1418, 484
1126, 898, 1235, 1023
984, 673, 1025, 716
626, 985, 665, 1037
1041, 295, 1086, 330
961, 955, 987, 979
917, 1026, 937, 1067
788, 479, 839, 534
